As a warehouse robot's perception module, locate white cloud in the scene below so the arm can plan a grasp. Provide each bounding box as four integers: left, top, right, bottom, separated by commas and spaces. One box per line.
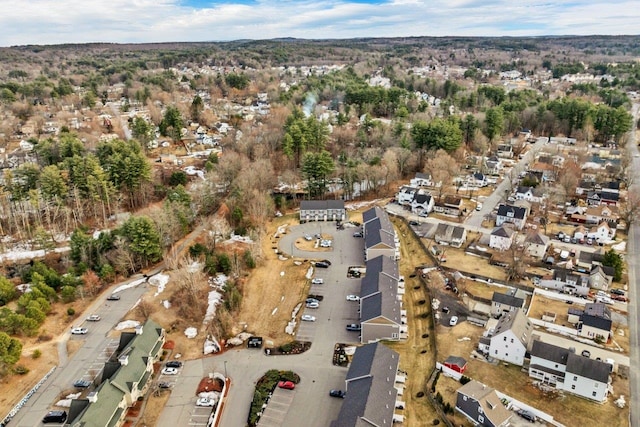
0, 0, 638, 46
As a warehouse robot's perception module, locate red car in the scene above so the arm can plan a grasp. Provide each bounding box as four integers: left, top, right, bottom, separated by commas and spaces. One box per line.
278, 380, 295, 390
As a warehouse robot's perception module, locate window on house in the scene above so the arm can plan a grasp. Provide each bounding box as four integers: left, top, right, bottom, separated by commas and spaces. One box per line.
504, 337, 507, 341
592, 391, 597, 397
571, 385, 576, 390
463, 396, 467, 401
595, 383, 598, 388
478, 415, 484, 423
478, 407, 483, 414
505, 353, 509, 357
494, 350, 498, 355
510, 338, 514, 343
573, 376, 577, 381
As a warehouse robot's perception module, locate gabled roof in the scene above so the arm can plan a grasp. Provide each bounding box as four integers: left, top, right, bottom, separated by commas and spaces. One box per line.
578, 249, 605, 265
491, 226, 514, 238
516, 185, 533, 195
565, 352, 611, 383
530, 340, 569, 365
496, 204, 527, 219
361, 256, 399, 297
300, 200, 345, 210
364, 218, 395, 250
600, 191, 619, 201
581, 314, 612, 331
434, 223, 466, 241
362, 205, 386, 224
492, 311, 532, 347
412, 193, 432, 204
444, 355, 467, 368
456, 380, 512, 427
333, 343, 399, 427
525, 232, 549, 245
584, 302, 611, 319
492, 292, 524, 308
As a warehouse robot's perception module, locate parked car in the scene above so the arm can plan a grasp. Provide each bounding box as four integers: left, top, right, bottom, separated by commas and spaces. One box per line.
42, 410, 67, 424
165, 361, 183, 368
475, 203, 483, 211
441, 307, 450, 314
449, 316, 459, 326
409, 220, 419, 226
306, 298, 319, 304
346, 324, 361, 331
612, 294, 628, 302
581, 350, 591, 358
303, 234, 313, 241
161, 367, 178, 375
306, 301, 319, 308
86, 314, 101, 321
301, 314, 316, 322
158, 382, 172, 389
278, 380, 295, 390
611, 288, 626, 296
247, 336, 263, 348
106, 294, 121, 301
71, 327, 88, 335
315, 261, 330, 268
346, 295, 360, 301
73, 379, 91, 388
329, 389, 346, 398
196, 397, 216, 407
353, 231, 363, 238
311, 278, 324, 285
517, 410, 536, 422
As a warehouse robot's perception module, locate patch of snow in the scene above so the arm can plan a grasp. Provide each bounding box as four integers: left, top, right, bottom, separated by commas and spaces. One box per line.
149, 273, 169, 296
115, 320, 141, 330
0, 246, 70, 263
188, 262, 202, 274
203, 290, 223, 324
612, 241, 626, 252
305, 267, 313, 279
55, 399, 73, 408
228, 234, 253, 244
226, 337, 243, 346
185, 327, 198, 339
162, 300, 171, 309
112, 277, 146, 294
204, 335, 221, 354
209, 274, 228, 289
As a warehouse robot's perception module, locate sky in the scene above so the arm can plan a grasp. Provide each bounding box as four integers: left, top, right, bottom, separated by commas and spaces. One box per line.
0, 0, 638, 47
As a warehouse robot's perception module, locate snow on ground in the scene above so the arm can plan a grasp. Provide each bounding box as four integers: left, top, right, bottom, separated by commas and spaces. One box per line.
115, 320, 140, 330
346, 199, 384, 210
185, 327, 198, 338
203, 290, 223, 324
227, 234, 254, 244
162, 300, 171, 309
0, 246, 70, 263
149, 273, 169, 296
612, 241, 626, 252
306, 267, 313, 279
112, 277, 147, 294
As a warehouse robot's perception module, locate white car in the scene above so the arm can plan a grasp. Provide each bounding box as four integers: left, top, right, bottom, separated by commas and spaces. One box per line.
161, 367, 178, 375
301, 314, 316, 322
196, 397, 216, 407
311, 278, 324, 285
70, 327, 88, 335
306, 301, 319, 308
86, 314, 101, 322
346, 295, 359, 301
449, 316, 459, 326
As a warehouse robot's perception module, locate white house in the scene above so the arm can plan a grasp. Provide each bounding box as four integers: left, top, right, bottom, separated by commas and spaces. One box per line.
486, 311, 533, 366
587, 221, 615, 243
396, 185, 418, 206
410, 172, 435, 188
434, 223, 467, 248
524, 232, 549, 258
496, 204, 527, 230
515, 186, 543, 204
410, 193, 434, 215
528, 340, 610, 402
489, 226, 515, 250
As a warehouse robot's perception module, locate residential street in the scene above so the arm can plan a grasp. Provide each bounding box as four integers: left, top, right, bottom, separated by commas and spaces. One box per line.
465, 136, 548, 228
625, 102, 639, 427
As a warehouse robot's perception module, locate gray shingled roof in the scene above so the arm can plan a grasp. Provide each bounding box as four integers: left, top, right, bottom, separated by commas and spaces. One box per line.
491, 225, 514, 238
584, 302, 611, 319
491, 292, 524, 308
332, 343, 399, 427
435, 223, 466, 242
581, 314, 612, 331
444, 355, 467, 368
566, 353, 611, 383
497, 204, 527, 219
530, 340, 569, 365
300, 200, 345, 210
492, 311, 531, 347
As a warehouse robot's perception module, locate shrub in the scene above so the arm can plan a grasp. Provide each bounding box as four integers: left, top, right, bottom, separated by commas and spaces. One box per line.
14, 365, 29, 375
32, 349, 42, 359
67, 307, 75, 316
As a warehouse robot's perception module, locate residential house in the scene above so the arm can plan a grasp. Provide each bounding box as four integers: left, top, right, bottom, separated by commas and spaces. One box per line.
456, 380, 512, 427
433, 196, 463, 216
484, 156, 502, 175
410, 172, 435, 188
489, 226, 515, 251
602, 181, 620, 194
330, 343, 402, 427
578, 302, 612, 342
576, 249, 605, 272
528, 340, 610, 402
515, 186, 543, 204
299, 200, 346, 223
359, 255, 404, 343
396, 185, 418, 206
585, 205, 618, 226
576, 179, 596, 195
496, 144, 513, 158
444, 355, 468, 374
487, 310, 533, 366
469, 172, 488, 188
573, 225, 587, 241
586, 191, 602, 206
548, 268, 589, 296
495, 204, 527, 230
587, 221, 614, 243
410, 193, 434, 215
589, 265, 614, 291
491, 290, 525, 318
363, 206, 399, 261
67, 320, 165, 426
524, 232, 549, 258
434, 223, 467, 248
600, 191, 619, 206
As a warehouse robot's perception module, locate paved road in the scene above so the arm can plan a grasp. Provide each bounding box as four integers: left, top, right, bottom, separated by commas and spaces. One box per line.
466, 137, 549, 228
159, 222, 367, 427
625, 102, 639, 427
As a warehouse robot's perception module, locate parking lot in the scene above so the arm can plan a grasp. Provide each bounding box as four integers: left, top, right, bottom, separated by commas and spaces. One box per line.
256, 387, 296, 427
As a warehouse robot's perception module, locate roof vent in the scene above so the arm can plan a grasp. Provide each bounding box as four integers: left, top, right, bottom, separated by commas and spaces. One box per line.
87, 391, 98, 403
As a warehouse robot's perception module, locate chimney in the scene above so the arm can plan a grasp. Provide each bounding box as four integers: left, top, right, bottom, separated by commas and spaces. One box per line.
87, 391, 98, 403
135, 325, 144, 335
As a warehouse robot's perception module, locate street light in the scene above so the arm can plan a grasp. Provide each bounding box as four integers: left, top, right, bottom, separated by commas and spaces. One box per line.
224, 360, 228, 379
